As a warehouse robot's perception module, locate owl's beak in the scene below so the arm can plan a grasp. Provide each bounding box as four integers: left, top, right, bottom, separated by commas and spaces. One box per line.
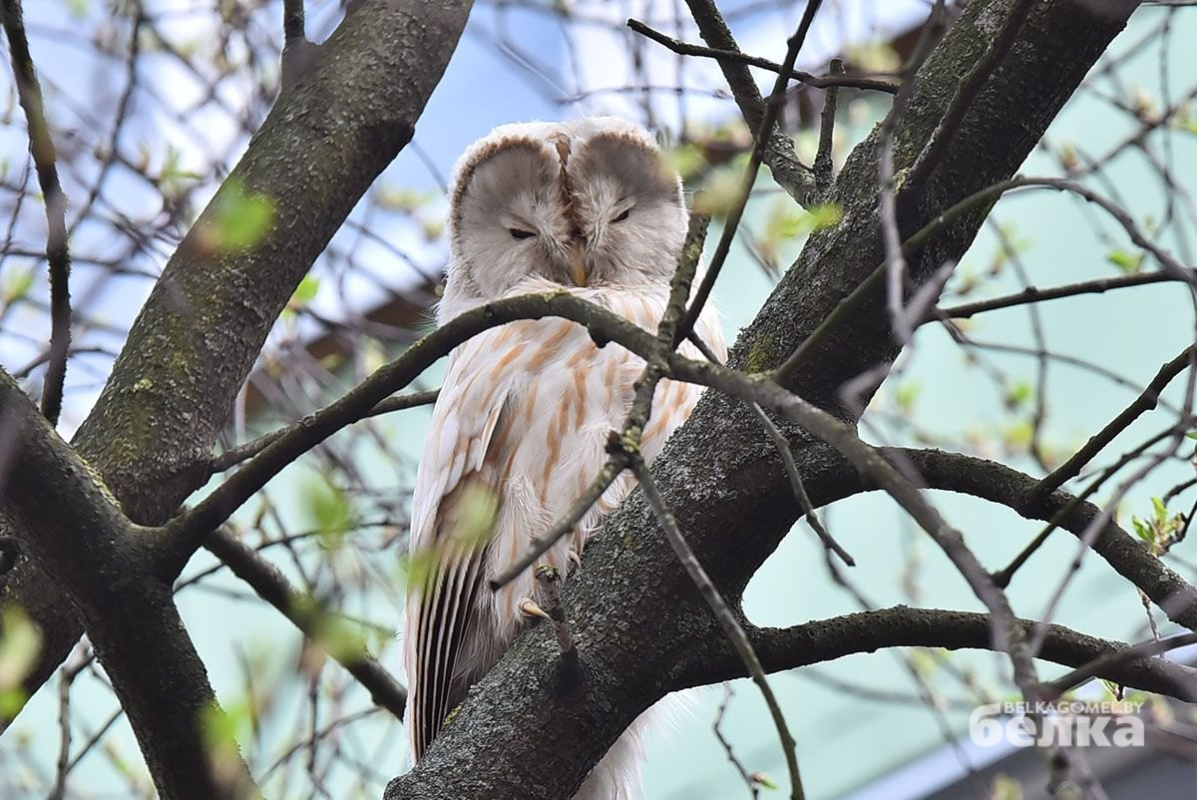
569, 245, 589, 287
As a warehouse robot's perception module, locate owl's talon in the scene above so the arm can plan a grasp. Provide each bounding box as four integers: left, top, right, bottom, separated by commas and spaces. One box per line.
567, 550, 582, 570
519, 598, 551, 621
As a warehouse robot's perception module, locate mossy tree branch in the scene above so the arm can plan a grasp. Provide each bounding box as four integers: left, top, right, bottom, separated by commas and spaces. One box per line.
0, 0, 475, 726
385, 2, 1146, 797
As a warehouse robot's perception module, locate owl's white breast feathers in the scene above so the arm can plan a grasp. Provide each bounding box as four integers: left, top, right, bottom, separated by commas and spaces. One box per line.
402, 278, 724, 761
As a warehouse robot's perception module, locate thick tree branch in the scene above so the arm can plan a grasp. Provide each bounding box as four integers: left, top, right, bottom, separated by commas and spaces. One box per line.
877, 448, 1197, 633
680, 607, 1197, 703
386, 3, 1143, 797
0, 368, 258, 800
1, 0, 473, 726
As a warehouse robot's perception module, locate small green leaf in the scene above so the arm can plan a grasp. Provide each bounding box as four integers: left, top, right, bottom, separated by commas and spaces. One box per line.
159, 146, 203, 200
1106, 250, 1143, 275
991, 774, 1024, 800
895, 381, 921, 413
1152, 496, 1168, 523
753, 772, 779, 791
291, 274, 320, 306
195, 177, 276, 254
1004, 381, 1033, 411
2, 266, 35, 303
304, 477, 354, 550
0, 604, 42, 693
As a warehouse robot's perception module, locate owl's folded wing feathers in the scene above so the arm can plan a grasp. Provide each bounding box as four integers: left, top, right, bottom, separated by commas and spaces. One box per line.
405, 339, 511, 759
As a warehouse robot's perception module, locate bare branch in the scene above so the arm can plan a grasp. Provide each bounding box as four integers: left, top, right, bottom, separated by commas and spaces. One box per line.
626, 19, 897, 95
630, 455, 806, 800
2, 0, 71, 425
203, 528, 408, 720
1034, 345, 1194, 498
675, 0, 824, 344
938, 270, 1191, 319
681, 607, 1197, 703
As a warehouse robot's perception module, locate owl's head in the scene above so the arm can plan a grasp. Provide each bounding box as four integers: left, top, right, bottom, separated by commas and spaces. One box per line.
441, 117, 687, 317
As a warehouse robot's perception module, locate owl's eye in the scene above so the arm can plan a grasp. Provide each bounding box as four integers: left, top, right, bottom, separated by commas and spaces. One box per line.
509, 228, 535, 240
612, 209, 630, 224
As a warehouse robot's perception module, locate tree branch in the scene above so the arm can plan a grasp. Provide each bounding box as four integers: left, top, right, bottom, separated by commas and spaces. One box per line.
202, 528, 407, 720
680, 0, 816, 204
1, 0, 474, 725
1033, 345, 1194, 498
0, 367, 258, 800
879, 448, 1197, 633
938, 270, 1191, 319
681, 606, 1197, 703
386, 2, 1144, 796
158, 292, 662, 579
2, 0, 71, 426
675, 0, 824, 342
631, 455, 806, 800
626, 19, 897, 95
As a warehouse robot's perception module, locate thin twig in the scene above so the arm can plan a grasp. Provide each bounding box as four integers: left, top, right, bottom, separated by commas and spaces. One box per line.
993, 425, 1182, 588
630, 456, 805, 800
2, 0, 72, 425
747, 402, 854, 567
209, 389, 439, 473
713, 685, 759, 800
813, 58, 842, 198
203, 528, 408, 720
674, 0, 824, 345
687, 331, 854, 567
680, 0, 816, 204
489, 457, 625, 590
938, 270, 1189, 319
776, 174, 1196, 382
1032, 345, 1194, 498
627, 19, 897, 95
1047, 633, 1197, 700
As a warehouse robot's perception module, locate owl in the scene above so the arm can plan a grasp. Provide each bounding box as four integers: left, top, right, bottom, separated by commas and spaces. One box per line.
402, 117, 726, 799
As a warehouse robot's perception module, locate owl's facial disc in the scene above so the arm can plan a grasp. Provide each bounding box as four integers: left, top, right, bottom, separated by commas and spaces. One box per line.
566, 134, 686, 287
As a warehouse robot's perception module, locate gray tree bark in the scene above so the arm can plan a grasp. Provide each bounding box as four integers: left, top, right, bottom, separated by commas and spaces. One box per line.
384, 1, 1153, 797
2, 1, 1181, 799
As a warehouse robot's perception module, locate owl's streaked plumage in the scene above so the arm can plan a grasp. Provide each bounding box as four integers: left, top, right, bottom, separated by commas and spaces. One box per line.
402, 117, 726, 798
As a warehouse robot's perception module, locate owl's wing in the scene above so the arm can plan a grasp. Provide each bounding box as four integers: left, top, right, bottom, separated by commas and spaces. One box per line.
406, 343, 510, 759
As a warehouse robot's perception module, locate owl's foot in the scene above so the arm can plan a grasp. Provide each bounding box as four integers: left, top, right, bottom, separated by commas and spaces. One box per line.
518, 566, 574, 657
518, 598, 551, 621
567, 549, 582, 570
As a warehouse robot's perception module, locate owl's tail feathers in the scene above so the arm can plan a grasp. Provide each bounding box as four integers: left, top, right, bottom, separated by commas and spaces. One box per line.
571, 690, 695, 800
572, 727, 645, 800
